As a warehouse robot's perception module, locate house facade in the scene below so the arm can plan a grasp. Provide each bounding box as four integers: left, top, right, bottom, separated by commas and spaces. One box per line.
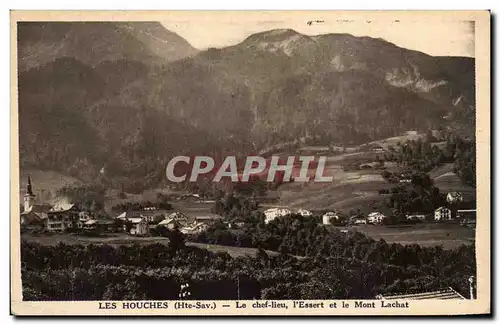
128, 217, 148, 235
322, 212, 339, 225
367, 212, 387, 224
46, 203, 79, 231
434, 207, 452, 221
264, 208, 291, 224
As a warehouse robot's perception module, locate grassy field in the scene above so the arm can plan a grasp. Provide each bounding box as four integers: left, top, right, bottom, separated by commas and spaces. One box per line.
344, 223, 475, 249
20, 233, 279, 258
276, 148, 395, 212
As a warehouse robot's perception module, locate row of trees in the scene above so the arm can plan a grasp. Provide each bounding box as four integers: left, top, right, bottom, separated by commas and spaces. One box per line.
384, 134, 476, 187
385, 172, 445, 214
21, 222, 475, 301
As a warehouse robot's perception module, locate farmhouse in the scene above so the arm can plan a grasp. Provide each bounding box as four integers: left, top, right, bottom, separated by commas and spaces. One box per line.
322, 212, 340, 225
434, 206, 452, 221
367, 212, 387, 224
264, 208, 292, 224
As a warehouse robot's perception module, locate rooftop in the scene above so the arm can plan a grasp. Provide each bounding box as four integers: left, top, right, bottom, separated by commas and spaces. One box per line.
376, 287, 466, 300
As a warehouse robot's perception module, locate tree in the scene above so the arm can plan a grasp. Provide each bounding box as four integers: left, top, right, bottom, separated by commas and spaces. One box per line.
167, 227, 186, 252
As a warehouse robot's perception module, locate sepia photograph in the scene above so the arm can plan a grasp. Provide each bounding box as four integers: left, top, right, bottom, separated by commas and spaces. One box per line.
10, 10, 490, 316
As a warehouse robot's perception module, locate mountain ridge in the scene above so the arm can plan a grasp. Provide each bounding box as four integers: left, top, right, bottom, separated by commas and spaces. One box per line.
17, 24, 475, 190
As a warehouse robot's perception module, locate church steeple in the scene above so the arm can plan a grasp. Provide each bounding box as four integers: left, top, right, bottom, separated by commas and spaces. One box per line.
24, 175, 35, 212
27, 174, 34, 196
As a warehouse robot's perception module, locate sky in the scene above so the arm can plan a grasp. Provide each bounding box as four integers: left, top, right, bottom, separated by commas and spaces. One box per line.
161, 15, 475, 57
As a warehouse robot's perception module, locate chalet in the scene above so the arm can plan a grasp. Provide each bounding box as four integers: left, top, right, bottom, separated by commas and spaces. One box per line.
434, 206, 452, 221
367, 212, 387, 224
322, 212, 340, 225
46, 202, 80, 231
264, 208, 291, 224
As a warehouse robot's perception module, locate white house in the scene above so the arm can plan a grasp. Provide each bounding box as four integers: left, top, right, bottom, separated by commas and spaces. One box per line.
298, 208, 312, 217
264, 208, 291, 224
367, 212, 387, 224
434, 207, 452, 221
322, 212, 340, 225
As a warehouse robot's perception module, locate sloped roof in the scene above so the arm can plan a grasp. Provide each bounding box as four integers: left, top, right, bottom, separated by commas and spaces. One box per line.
20, 211, 44, 225
167, 212, 189, 219
116, 212, 127, 219
128, 217, 145, 224
49, 203, 75, 213
158, 218, 177, 226
377, 287, 466, 300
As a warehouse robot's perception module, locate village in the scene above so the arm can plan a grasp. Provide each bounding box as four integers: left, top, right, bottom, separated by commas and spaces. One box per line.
20, 173, 476, 240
